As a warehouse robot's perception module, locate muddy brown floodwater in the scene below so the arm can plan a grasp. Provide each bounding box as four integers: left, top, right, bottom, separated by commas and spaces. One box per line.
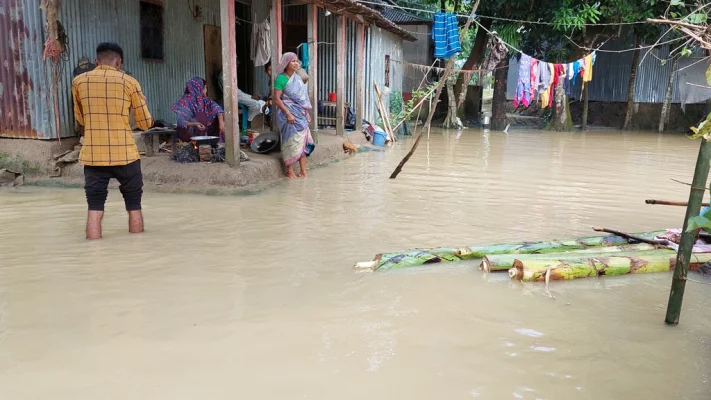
2, 129, 711, 399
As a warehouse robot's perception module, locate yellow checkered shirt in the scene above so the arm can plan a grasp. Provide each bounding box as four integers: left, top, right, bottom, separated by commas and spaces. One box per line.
72, 65, 153, 166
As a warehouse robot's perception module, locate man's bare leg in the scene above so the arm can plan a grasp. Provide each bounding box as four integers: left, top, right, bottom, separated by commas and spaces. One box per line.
128, 210, 144, 234
86, 210, 104, 240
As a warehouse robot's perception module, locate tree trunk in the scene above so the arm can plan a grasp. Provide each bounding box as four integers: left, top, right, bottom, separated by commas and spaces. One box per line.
356, 230, 666, 271
491, 57, 509, 131
659, 57, 678, 133
443, 76, 463, 129
454, 20, 492, 112
666, 137, 711, 325
545, 69, 573, 131
623, 37, 641, 130
581, 86, 589, 130
480, 243, 660, 272
508, 251, 710, 282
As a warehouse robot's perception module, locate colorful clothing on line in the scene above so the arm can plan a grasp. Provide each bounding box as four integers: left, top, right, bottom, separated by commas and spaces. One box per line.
529, 59, 539, 103
274, 56, 315, 166
540, 63, 555, 109
538, 61, 552, 94
514, 54, 532, 108
72, 65, 153, 167
571, 59, 582, 86
581, 53, 594, 99
432, 12, 462, 59
483, 34, 508, 72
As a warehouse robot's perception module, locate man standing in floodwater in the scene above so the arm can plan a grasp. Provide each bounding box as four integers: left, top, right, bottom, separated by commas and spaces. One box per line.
72, 42, 153, 240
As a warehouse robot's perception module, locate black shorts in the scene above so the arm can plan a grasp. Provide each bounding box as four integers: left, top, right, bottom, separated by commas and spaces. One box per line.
84, 160, 143, 211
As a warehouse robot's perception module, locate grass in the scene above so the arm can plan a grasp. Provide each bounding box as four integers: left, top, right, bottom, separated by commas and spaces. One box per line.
0, 153, 41, 175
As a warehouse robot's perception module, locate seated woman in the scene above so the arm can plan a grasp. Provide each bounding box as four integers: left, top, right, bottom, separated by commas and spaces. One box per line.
273, 52, 315, 178
171, 77, 225, 142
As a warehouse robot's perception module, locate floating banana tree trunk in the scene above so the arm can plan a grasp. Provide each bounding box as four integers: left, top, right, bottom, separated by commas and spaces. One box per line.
355, 231, 666, 271
508, 251, 711, 282
480, 243, 662, 272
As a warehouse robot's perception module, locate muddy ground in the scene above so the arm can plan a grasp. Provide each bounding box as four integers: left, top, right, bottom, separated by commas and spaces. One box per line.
0, 130, 368, 195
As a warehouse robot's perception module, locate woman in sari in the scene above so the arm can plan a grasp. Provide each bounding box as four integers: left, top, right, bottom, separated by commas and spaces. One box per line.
273, 52, 315, 178
171, 77, 225, 143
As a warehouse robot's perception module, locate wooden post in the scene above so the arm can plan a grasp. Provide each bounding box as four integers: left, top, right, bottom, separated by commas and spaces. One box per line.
355, 23, 365, 133
336, 14, 346, 136
307, 3, 318, 131
665, 137, 711, 325
270, 0, 282, 122
220, 0, 239, 166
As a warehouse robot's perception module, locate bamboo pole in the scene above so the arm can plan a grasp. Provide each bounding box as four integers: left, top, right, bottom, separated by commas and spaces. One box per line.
374, 81, 395, 142
666, 138, 711, 325
389, 0, 480, 179
646, 199, 711, 207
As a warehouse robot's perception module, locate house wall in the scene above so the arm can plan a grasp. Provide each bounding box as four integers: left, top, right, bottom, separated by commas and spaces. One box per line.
364, 27, 404, 124
1, 0, 221, 139
1, 0, 55, 138
401, 24, 432, 94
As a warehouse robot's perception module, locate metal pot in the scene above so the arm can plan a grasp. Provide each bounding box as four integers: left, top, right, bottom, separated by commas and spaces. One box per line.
191, 136, 219, 147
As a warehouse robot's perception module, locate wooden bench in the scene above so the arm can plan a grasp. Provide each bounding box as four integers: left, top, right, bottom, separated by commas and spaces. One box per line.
141, 127, 178, 157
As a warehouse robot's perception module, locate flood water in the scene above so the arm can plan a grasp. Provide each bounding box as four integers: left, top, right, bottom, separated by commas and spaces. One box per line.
2, 129, 711, 399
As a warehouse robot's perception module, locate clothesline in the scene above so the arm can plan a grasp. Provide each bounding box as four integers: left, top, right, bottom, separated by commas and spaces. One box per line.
355, 0, 648, 26
392, 59, 486, 74
475, 19, 605, 65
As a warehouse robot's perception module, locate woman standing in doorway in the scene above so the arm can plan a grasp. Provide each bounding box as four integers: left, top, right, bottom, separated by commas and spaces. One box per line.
273, 52, 315, 178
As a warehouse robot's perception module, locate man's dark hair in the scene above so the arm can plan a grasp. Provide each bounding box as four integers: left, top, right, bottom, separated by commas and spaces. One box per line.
96, 42, 124, 62
264, 61, 271, 71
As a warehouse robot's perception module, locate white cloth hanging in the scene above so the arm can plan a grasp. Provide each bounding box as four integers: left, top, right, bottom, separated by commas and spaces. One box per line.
251, 13, 271, 67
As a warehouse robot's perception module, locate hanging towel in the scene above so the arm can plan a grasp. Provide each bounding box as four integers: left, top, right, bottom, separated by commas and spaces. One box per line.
432, 12, 462, 59
300, 43, 309, 71
581, 53, 594, 98
571, 59, 582, 86
483, 34, 508, 72
251, 15, 271, 67
529, 59, 538, 103
514, 54, 532, 108
538, 61, 551, 94
567, 62, 574, 80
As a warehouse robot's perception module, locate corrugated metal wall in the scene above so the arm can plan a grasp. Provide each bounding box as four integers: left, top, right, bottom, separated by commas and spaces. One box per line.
363, 27, 404, 124
506, 35, 707, 104
57, 0, 221, 137
1, 0, 221, 139
316, 7, 336, 126
0, 0, 52, 138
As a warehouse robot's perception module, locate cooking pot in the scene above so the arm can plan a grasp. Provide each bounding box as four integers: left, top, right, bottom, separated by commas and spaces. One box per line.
191, 136, 219, 147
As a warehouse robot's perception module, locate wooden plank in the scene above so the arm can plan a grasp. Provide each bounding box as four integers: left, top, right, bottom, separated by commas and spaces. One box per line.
307, 2, 318, 131
220, 0, 239, 166
270, 0, 282, 134
203, 25, 222, 102
336, 15, 346, 137
355, 23, 365, 133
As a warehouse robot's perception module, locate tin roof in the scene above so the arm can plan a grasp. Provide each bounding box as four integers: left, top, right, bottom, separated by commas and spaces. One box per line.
307, 0, 417, 41
380, 8, 430, 24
